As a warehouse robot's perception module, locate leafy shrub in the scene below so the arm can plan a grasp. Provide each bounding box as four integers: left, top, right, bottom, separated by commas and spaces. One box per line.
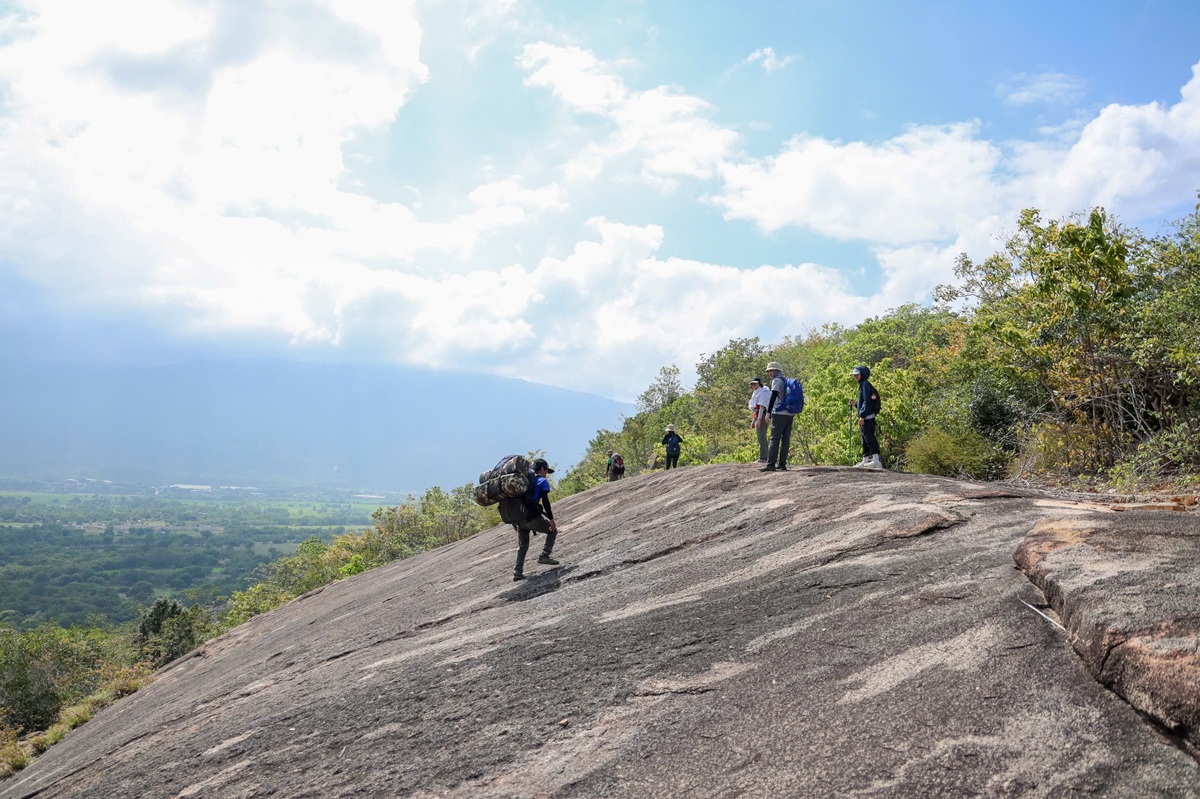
1106, 426, 1200, 491
905, 426, 1005, 479
135, 600, 214, 669
0, 721, 28, 775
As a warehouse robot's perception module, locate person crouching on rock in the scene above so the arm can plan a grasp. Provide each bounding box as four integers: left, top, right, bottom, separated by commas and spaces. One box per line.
513, 457, 560, 581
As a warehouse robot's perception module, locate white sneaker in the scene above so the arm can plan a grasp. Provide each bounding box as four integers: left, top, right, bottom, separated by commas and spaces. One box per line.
852, 459, 870, 468
866, 460, 883, 469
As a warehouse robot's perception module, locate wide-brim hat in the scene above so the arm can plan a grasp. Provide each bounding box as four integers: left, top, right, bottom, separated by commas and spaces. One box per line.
666, 424, 675, 431
765, 361, 784, 372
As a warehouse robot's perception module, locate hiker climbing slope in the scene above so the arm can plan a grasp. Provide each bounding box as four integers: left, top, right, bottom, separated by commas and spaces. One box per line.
512, 457, 560, 580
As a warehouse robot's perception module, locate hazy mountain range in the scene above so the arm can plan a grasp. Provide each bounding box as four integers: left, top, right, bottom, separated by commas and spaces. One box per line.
0, 359, 632, 493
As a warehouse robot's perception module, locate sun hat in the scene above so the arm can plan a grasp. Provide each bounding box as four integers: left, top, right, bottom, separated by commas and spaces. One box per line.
666, 424, 675, 431
749, 377, 762, 385
765, 361, 784, 372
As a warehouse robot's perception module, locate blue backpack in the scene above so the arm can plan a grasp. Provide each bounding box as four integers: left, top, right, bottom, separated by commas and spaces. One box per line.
776, 377, 805, 414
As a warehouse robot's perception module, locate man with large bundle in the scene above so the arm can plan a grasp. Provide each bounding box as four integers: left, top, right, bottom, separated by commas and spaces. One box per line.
508, 458, 560, 581
474, 454, 561, 581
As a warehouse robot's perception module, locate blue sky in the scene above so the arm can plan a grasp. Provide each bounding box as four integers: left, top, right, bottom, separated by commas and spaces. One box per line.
2, 0, 1199, 401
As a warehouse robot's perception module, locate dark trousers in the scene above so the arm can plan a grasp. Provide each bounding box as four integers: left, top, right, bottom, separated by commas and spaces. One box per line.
665, 452, 680, 469
767, 413, 795, 467
514, 516, 556, 575
860, 417, 880, 458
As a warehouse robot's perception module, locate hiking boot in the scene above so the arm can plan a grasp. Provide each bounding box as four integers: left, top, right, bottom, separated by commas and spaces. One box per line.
537, 555, 559, 565
755, 458, 769, 464
513, 572, 526, 581
759, 464, 776, 472
777, 465, 788, 471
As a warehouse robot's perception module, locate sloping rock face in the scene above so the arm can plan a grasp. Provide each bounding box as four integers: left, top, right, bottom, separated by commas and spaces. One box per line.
1015, 512, 1200, 754
3, 467, 1199, 798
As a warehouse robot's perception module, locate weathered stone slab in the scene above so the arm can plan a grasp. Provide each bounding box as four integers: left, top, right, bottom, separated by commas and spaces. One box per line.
1015, 507, 1200, 756
3, 467, 1199, 798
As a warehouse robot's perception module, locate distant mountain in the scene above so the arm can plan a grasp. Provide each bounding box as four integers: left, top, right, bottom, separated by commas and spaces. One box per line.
0, 359, 631, 492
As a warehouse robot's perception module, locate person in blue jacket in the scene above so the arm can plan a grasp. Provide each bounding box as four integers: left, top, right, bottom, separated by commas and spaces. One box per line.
513, 458, 560, 580
850, 365, 883, 469
661, 424, 684, 469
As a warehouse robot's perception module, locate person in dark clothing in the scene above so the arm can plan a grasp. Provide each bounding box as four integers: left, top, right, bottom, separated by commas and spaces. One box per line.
850, 365, 883, 469
661, 424, 684, 469
513, 458, 560, 580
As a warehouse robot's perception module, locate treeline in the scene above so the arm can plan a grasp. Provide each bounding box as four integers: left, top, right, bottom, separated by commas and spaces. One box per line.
1, 484, 496, 773
0, 494, 383, 628
558, 200, 1200, 494
0, 523, 274, 627
0, 493, 373, 528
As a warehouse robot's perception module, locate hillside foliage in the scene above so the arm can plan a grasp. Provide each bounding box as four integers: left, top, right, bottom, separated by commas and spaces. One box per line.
558, 200, 1200, 493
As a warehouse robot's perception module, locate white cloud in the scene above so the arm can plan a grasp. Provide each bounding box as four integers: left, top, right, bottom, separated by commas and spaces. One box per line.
1000, 71, 1087, 107
519, 42, 738, 188
3, 5, 1200, 403
743, 47, 797, 74
1015, 63, 1200, 219
714, 123, 1006, 245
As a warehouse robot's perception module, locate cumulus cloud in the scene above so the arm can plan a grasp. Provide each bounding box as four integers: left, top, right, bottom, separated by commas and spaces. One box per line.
519, 42, 738, 187
713, 123, 1007, 245
1016, 64, 1200, 219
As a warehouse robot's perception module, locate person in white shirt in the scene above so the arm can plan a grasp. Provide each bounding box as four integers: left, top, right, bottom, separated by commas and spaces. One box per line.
748, 377, 772, 464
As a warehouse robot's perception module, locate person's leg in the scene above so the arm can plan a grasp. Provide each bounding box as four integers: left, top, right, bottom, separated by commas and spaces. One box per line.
777, 414, 794, 468
863, 417, 881, 466
523, 515, 557, 562
514, 526, 530, 577
756, 421, 769, 461
765, 417, 782, 468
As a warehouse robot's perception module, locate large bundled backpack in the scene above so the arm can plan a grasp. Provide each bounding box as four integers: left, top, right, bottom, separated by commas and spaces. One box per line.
612, 454, 625, 475
776, 377, 805, 414
473, 454, 534, 507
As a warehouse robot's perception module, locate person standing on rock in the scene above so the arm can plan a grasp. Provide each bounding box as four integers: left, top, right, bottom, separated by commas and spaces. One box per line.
850, 365, 883, 469
662, 424, 684, 469
748, 376, 771, 464
512, 457, 560, 581
760, 361, 801, 472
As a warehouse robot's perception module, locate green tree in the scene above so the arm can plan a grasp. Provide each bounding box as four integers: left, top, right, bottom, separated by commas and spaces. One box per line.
636, 365, 685, 413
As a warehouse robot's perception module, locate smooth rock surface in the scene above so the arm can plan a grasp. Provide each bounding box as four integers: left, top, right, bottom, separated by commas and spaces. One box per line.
3, 466, 1198, 798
